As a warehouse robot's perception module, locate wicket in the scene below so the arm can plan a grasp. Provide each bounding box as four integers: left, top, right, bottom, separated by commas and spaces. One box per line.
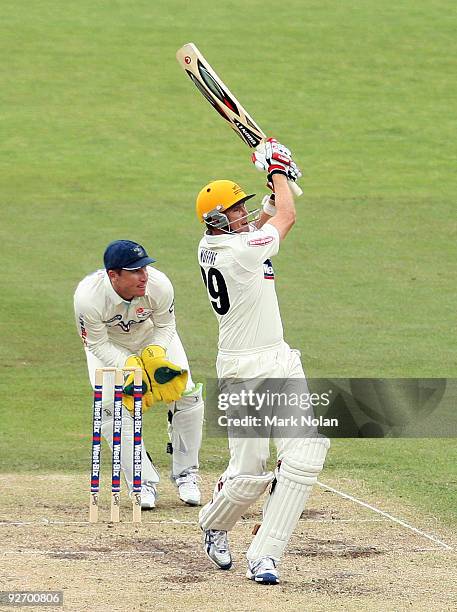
89, 367, 143, 523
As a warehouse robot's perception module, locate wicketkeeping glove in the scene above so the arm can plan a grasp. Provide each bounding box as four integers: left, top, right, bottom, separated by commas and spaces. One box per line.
141, 345, 188, 404
123, 355, 155, 414
252, 138, 301, 186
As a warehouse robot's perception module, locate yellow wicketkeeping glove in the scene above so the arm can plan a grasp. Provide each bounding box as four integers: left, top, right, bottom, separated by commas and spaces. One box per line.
141, 345, 188, 404
123, 355, 155, 414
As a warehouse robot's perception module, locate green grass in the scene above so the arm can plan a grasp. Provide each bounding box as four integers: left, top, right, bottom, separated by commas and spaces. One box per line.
0, 1, 456, 525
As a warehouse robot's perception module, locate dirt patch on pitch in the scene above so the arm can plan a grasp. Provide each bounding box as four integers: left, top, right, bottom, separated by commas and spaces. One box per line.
163, 575, 208, 584
289, 538, 383, 559
285, 575, 382, 598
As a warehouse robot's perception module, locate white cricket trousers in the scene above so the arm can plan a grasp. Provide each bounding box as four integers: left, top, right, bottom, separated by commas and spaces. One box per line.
216, 341, 315, 477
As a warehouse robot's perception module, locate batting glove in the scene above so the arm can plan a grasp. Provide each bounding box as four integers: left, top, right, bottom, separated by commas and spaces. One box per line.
252, 138, 302, 184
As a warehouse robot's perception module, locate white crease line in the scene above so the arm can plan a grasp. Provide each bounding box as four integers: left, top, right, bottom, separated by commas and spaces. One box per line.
0, 519, 196, 526
288, 546, 445, 554
0, 518, 385, 527
240, 518, 386, 524
318, 481, 454, 551
1, 550, 164, 556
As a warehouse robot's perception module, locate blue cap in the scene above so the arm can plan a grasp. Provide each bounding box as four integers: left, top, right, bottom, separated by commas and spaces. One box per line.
103, 240, 156, 270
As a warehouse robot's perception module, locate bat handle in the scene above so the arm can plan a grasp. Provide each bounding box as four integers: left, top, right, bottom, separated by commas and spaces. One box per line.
288, 180, 302, 197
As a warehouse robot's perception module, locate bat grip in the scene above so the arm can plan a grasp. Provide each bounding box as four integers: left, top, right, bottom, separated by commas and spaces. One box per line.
288, 180, 303, 197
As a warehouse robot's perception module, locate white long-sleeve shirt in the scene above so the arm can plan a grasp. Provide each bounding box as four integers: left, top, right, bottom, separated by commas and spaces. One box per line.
74, 267, 176, 367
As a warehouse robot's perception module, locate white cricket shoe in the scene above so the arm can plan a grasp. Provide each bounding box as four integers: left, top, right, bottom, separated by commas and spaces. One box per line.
203, 529, 232, 570
246, 557, 279, 584
130, 484, 157, 509
175, 470, 201, 506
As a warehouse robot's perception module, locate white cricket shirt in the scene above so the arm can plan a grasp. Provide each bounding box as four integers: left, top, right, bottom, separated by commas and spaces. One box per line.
74, 267, 176, 367
198, 223, 283, 353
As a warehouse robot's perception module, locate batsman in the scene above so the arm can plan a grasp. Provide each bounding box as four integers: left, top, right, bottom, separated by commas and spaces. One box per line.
74, 239, 204, 507
196, 139, 330, 584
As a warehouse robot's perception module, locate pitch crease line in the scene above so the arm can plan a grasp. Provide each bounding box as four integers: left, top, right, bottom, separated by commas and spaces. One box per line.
0, 519, 197, 527
1, 550, 165, 556
318, 481, 453, 550
0, 517, 388, 528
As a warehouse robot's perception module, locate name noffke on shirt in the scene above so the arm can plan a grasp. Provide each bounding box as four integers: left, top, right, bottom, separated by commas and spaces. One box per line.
199, 249, 217, 266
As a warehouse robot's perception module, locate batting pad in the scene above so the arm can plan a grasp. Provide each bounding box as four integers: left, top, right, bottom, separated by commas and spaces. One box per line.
246, 437, 330, 562
101, 417, 160, 488
169, 384, 204, 477
199, 472, 274, 531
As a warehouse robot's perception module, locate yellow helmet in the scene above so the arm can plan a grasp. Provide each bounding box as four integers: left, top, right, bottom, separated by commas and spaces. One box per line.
196, 180, 255, 225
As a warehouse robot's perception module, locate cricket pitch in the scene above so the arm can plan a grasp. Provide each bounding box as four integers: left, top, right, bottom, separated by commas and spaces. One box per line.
0, 473, 455, 611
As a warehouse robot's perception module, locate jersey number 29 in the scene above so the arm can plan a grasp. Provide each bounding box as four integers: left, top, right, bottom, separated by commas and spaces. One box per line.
200, 267, 230, 315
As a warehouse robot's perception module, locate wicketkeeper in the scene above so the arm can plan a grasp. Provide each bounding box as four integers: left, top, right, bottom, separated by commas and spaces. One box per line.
74, 239, 204, 507
196, 139, 330, 584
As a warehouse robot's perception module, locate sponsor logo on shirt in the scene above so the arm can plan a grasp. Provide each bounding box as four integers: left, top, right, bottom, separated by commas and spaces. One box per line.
79, 315, 88, 346
136, 307, 153, 320
248, 235, 274, 247
263, 259, 275, 279
104, 314, 147, 332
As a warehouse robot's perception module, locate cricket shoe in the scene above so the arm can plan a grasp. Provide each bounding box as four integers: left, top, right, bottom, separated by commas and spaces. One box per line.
130, 484, 157, 509
203, 529, 232, 570
175, 470, 201, 506
246, 557, 279, 584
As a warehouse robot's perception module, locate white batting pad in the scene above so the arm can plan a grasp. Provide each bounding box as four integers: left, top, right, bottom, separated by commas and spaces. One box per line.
169, 384, 204, 477
101, 417, 160, 490
246, 437, 330, 562
199, 472, 274, 531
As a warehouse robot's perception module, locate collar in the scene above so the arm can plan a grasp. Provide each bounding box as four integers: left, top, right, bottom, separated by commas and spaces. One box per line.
204, 232, 238, 244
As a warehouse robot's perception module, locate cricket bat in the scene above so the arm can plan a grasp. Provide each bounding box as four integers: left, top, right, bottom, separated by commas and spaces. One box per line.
176, 42, 302, 197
